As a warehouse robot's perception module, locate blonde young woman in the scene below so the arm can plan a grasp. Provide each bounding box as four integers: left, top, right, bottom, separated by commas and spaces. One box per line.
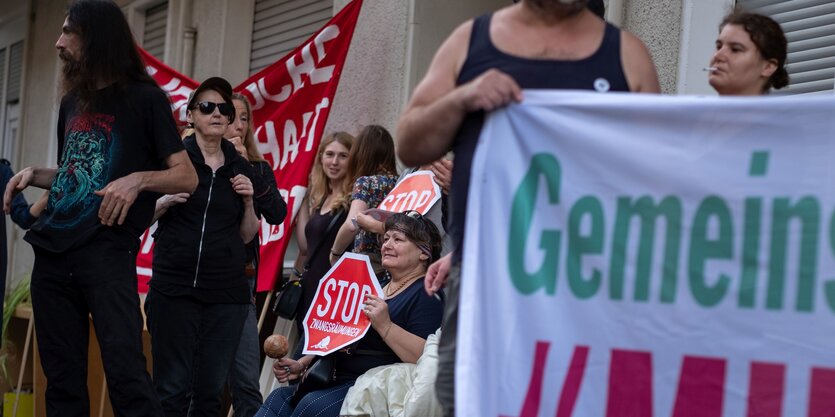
292, 132, 355, 325
225, 93, 287, 417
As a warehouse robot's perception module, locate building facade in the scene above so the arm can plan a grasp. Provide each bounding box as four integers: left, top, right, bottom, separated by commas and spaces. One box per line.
0, 0, 833, 290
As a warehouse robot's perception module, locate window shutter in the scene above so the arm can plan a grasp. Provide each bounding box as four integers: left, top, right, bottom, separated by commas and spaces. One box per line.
6, 41, 23, 103
143, 2, 168, 61
249, 0, 334, 75
737, 0, 835, 95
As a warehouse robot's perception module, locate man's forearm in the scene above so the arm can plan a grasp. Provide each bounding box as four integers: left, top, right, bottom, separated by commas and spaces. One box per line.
28, 167, 58, 189
396, 89, 467, 167
136, 158, 197, 195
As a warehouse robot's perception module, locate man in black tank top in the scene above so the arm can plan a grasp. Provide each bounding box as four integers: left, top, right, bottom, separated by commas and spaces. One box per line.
395, 1, 659, 415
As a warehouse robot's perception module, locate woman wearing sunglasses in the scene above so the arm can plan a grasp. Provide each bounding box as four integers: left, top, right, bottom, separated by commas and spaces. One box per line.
257, 211, 444, 417
145, 77, 260, 417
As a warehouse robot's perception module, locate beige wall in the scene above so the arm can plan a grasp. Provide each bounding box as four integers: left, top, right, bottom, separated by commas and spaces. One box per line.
612, 0, 683, 94
677, 0, 735, 95
325, 0, 508, 139
188, 0, 253, 82
10, 0, 67, 286
323, 0, 411, 136
123, 0, 254, 82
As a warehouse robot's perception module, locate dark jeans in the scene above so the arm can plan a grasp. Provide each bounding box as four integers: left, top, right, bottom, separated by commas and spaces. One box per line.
228, 277, 263, 417
255, 383, 354, 417
436, 262, 460, 417
145, 288, 247, 417
31, 242, 162, 417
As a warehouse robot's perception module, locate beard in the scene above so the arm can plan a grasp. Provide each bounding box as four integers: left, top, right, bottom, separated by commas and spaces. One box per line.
526, 0, 589, 17
59, 50, 84, 97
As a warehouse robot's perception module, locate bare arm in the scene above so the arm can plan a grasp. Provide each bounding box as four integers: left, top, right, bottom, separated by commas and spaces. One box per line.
364, 294, 426, 363
396, 21, 522, 167
3, 167, 57, 214
329, 198, 368, 264
232, 174, 260, 244
355, 211, 385, 235
292, 197, 311, 276
424, 252, 452, 296
239, 199, 259, 243
96, 150, 198, 226
152, 193, 190, 223
430, 159, 453, 195
621, 31, 661, 93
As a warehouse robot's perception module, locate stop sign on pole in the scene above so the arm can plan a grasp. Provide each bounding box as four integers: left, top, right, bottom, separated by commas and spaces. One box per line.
302, 252, 384, 355
377, 170, 441, 215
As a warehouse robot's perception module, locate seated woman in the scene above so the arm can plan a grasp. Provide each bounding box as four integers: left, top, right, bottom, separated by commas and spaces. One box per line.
256, 211, 444, 417
708, 9, 788, 96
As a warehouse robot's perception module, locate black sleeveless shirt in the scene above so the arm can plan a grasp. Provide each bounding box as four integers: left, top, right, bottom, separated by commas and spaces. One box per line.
449, 13, 630, 262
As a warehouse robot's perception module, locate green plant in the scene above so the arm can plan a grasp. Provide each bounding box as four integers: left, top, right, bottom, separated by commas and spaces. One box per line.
1, 277, 31, 383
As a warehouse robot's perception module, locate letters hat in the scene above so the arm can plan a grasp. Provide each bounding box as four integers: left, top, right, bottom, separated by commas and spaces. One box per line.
187, 76, 234, 110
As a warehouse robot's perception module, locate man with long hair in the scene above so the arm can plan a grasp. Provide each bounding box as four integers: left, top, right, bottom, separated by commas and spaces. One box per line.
396, 0, 660, 415
3, 1, 197, 416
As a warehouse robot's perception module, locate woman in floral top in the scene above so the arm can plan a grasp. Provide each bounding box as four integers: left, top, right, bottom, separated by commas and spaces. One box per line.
330, 124, 398, 275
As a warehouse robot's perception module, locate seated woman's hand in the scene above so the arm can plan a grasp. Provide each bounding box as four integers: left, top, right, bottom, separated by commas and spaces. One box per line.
272, 357, 305, 383
355, 212, 384, 234
363, 293, 392, 334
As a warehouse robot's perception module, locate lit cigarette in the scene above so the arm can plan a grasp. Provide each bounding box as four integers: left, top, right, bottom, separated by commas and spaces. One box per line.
703, 67, 717, 72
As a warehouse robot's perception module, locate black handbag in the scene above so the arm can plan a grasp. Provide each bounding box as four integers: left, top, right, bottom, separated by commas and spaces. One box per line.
272, 209, 346, 320
272, 279, 302, 319
289, 355, 336, 406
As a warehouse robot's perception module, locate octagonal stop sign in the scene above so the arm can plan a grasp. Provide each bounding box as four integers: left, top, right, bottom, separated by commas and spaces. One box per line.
302, 252, 384, 355
377, 170, 441, 215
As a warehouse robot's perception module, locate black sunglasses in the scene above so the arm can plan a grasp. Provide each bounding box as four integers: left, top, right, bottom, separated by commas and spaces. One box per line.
403, 210, 424, 220
195, 101, 235, 117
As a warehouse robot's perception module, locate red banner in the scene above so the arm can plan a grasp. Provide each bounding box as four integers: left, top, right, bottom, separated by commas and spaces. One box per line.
135, 0, 363, 292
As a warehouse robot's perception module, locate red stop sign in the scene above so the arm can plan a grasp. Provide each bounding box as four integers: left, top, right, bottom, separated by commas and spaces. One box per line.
377, 170, 441, 215
302, 253, 384, 355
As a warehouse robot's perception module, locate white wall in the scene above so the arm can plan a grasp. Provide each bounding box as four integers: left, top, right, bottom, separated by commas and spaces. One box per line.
607, 0, 684, 94
677, 0, 735, 95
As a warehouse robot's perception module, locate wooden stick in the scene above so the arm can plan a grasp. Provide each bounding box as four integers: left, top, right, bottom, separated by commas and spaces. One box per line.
98, 379, 108, 417
256, 291, 273, 332
12, 315, 34, 417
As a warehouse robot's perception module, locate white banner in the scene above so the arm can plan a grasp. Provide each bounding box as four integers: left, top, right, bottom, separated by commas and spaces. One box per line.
458, 91, 835, 417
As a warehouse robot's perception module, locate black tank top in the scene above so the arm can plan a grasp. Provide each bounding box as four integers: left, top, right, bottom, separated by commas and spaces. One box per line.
449, 13, 630, 262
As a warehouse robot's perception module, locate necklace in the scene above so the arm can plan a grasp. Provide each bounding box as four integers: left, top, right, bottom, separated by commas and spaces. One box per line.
385, 275, 420, 298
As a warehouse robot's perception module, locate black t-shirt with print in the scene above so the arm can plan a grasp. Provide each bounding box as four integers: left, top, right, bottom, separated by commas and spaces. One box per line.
25, 81, 185, 253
